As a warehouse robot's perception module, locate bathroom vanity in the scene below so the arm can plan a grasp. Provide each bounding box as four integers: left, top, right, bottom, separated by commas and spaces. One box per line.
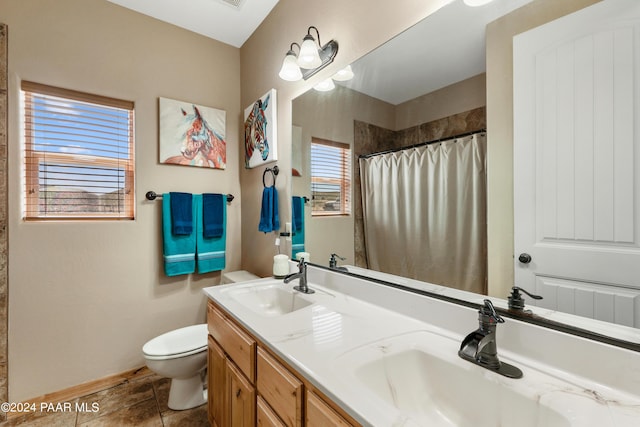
203, 264, 640, 426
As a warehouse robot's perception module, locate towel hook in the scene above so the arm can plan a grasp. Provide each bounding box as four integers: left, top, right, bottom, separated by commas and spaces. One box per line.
263, 165, 279, 187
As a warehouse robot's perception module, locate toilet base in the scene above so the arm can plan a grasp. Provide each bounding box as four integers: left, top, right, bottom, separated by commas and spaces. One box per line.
167, 375, 207, 410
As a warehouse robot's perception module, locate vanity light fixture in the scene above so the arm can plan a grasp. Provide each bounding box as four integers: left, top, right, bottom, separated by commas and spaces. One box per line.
278, 26, 338, 81
463, 0, 495, 6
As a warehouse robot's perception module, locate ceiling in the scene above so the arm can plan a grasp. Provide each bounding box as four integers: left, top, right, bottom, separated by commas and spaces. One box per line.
104, 0, 279, 48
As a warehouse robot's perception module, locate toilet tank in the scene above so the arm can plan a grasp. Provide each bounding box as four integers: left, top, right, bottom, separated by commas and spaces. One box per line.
221, 270, 260, 284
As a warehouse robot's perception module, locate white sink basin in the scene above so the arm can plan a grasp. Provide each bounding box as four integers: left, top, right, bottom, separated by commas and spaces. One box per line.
336, 330, 631, 427
222, 282, 314, 316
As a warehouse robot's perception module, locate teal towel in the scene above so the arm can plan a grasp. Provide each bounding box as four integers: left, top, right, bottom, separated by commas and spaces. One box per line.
272, 186, 280, 231
163, 193, 196, 276
292, 196, 305, 259
170, 192, 193, 235
259, 186, 280, 233
202, 193, 224, 238
195, 194, 226, 273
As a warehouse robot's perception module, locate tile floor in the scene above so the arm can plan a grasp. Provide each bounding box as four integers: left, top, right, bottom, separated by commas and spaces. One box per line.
0, 374, 209, 426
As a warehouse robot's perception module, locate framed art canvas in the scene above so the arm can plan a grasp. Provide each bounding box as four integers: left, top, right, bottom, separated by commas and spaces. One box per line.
244, 89, 277, 168
159, 97, 226, 169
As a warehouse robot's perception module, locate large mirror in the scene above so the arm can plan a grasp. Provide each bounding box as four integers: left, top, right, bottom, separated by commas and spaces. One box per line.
291, 0, 640, 347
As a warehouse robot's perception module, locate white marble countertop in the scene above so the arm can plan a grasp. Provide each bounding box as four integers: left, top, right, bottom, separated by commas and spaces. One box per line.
203, 266, 640, 426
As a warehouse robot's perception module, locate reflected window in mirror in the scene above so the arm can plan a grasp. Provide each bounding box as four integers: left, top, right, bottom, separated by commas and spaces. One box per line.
310, 138, 351, 216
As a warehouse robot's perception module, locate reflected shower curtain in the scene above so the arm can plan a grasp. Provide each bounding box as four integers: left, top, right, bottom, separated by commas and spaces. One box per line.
359, 133, 487, 293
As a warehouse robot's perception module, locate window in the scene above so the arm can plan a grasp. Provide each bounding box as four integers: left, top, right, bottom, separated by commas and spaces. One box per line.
22, 81, 135, 220
310, 138, 351, 216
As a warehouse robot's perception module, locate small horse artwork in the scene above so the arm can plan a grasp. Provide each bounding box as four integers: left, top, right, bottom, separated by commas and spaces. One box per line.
159, 98, 227, 169
244, 89, 277, 168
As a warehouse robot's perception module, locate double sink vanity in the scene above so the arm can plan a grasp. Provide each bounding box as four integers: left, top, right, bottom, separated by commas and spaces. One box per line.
203, 263, 640, 426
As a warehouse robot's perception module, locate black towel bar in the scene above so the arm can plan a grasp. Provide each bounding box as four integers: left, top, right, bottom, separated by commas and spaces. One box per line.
145, 191, 234, 203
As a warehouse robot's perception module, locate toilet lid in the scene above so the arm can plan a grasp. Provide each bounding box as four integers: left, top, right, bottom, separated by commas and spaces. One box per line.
143, 324, 207, 358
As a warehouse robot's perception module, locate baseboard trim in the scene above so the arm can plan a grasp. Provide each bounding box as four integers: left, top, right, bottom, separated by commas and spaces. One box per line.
7, 366, 152, 419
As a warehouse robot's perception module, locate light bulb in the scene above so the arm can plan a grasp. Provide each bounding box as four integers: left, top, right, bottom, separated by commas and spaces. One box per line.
297, 35, 322, 69
463, 0, 495, 6
313, 78, 335, 92
278, 52, 302, 81
332, 65, 354, 81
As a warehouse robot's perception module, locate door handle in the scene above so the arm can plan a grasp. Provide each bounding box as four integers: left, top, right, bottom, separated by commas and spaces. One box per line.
518, 253, 532, 264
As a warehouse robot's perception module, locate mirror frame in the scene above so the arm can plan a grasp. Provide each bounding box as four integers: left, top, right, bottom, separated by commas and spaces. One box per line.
310, 262, 640, 352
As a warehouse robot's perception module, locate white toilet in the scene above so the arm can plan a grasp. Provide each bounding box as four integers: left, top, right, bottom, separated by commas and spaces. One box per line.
221, 269, 259, 284
143, 324, 208, 410
143, 271, 259, 410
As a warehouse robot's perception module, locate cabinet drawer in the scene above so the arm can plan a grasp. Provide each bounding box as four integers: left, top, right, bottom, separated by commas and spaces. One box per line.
257, 347, 303, 427
306, 391, 354, 427
208, 302, 256, 382
257, 396, 287, 427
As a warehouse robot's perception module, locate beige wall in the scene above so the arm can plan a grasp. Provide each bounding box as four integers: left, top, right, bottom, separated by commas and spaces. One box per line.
4, 0, 241, 401
485, 0, 601, 298
239, 0, 454, 277
395, 73, 486, 130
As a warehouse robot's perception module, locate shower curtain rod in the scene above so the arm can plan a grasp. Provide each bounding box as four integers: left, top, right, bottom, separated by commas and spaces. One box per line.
358, 128, 486, 159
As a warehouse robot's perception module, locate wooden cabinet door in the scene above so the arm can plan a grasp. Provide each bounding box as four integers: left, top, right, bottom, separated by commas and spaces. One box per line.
257, 396, 287, 427
207, 336, 226, 427
227, 359, 256, 427
306, 391, 353, 427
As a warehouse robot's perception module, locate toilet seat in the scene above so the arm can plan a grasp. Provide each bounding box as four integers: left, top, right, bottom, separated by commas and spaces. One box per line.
143, 324, 207, 360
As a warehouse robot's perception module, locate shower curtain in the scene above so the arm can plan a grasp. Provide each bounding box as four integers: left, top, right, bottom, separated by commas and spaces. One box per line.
359, 133, 487, 294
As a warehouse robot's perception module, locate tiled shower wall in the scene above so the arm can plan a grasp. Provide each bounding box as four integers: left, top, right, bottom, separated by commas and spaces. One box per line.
353, 106, 486, 268
0, 22, 8, 422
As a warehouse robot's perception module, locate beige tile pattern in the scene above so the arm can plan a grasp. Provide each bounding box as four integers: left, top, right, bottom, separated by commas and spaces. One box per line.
0, 375, 209, 427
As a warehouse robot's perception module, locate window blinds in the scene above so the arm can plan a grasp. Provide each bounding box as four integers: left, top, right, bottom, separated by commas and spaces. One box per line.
22, 81, 135, 220
310, 138, 351, 216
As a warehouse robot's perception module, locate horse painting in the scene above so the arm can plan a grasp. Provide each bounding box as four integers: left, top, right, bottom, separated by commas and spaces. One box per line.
244, 89, 277, 168
159, 98, 227, 169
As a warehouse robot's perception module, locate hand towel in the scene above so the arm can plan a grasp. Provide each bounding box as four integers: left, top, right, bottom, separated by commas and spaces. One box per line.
202, 193, 224, 238
272, 186, 280, 231
291, 196, 305, 259
196, 194, 226, 273
163, 193, 196, 276
292, 196, 303, 233
259, 186, 280, 233
169, 192, 193, 235
258, 186, 273, 232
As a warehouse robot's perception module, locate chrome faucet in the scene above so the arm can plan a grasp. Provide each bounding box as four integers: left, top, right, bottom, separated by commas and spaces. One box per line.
329, 253, 348, 271
458, 299, 523, 378
283, 258, 315, 294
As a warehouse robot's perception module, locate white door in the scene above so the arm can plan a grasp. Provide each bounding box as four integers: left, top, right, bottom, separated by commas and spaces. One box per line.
513, 0, 640, 327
